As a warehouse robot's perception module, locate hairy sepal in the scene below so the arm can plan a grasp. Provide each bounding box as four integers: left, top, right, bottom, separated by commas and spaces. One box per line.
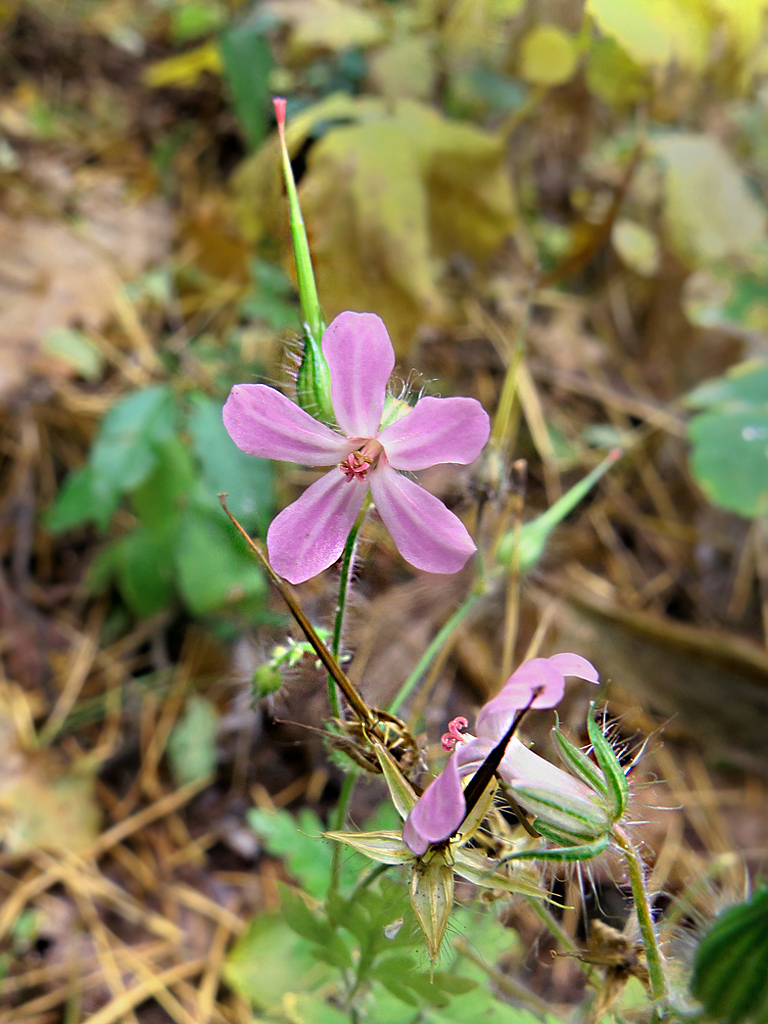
410, 851, 454, 966
502, 833, 610, 863
587, 706, 629, 820
371, 734, 418, 820
453, 848, 546, 898
552, 721, 610, 800
513, 784, 609, 841
324, 829, 414, 865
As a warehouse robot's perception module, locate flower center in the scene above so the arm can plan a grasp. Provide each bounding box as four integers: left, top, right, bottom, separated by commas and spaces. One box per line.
441, 716, 469, 751
338, 440, 383, 482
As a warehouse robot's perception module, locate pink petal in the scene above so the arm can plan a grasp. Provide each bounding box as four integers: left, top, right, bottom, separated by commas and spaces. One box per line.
378, 396, 490, 471
368, 466, 476, 574
548, 652, 600, 684
266, 470, 367, 584
402, 753, 465, 857
498, 737, 596, 804
224, 384, 351, 465
322, 312, 395, 438
476, 659, 565, 733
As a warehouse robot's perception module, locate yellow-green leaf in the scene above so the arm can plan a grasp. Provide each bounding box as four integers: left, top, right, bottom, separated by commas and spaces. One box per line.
144, 41, 222, 88
265, 0, 386, 55
611, 218, 661, 277
519, 25, 579, 86
232, 94, 516, 353
654, 133, 766, 266
587, 0, 711, 71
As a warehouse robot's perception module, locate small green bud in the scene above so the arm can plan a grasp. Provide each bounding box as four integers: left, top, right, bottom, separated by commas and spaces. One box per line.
296, 329, 335, 424
252, 662, 283, 698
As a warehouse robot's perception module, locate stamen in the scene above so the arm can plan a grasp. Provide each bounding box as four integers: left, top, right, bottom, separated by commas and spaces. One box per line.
338, 450, 373, 482
441, 716, 469, 751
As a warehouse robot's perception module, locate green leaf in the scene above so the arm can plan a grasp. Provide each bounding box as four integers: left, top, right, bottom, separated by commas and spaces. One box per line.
685, 360, 768, 410
93, 525, 177, 617
654, 133, 766, 267
173, 505, 266, 615
223, 913, 335, 1009
691, 888, 768, 1024
688, 410, 768, 519
130, 437, 195, 530
167, 696, 219, 786
519, 26, 578, 86
188, 394, 274, 535
248, 807, 331, 898
219, 17, 272, 150
278, 884, 352, 969
91, 386, 177, 515
46, 467, 104, 533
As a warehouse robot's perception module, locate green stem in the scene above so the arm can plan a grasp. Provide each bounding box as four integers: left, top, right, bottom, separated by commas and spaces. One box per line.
613, 825, 669, 1005
387, 590, 482, 716
326, 502, 369, 717
330, 772, 357, 893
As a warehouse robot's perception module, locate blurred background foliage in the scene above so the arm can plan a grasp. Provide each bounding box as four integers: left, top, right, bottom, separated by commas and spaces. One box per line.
3, 0, 768, 1019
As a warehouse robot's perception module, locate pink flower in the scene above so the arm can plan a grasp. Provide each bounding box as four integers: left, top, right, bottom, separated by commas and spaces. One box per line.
402, 654, 599, 856
223, 311, 490, 583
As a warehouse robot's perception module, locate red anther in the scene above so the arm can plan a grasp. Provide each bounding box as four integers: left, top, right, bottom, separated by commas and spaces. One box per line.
441, 716, 469, 751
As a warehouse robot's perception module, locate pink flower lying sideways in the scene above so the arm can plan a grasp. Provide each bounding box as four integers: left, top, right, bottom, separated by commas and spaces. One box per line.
223, 311, 490, 584
402, 653, 599, 856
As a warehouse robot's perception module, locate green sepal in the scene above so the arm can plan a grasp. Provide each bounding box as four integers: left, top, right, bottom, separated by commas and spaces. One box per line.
513, 784, 608, 840
551, 721, 610, 800
410, 852, 454, 966
452, 848, 546, 899
370, 734, 418, 820
501, 833, 610, 863
456, 777, 497, 845
587, 706, 629, 820
323, 828, 414, 866
296, 331, 334, 423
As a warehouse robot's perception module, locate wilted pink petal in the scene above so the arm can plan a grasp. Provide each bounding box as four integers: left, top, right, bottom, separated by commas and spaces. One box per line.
224, 384, 352, 465
378, 396, 490, 471
548, 652, 599, 683
369, 466, 476, 574
322, 312, 394, 437
267, 470, 367, 584
402, 753, 465, 857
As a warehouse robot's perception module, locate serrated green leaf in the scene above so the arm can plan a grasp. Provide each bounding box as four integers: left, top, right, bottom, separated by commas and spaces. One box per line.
278, 884, 352, 969
173, 504, 266, 615
188, 394, 275, 535
46, 466, 106, 533
248, 807, 331, 898
223, 913, 335, 1009
91, 386, 177, 510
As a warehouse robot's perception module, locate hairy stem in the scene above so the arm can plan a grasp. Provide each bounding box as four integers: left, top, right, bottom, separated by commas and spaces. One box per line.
613, 825, 669, 1005
327, 500, 369, 717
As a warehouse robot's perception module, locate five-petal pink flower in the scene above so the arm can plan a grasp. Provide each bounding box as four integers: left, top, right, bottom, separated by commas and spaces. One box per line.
223, 311, 490, 584
402, 654, 599, 856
